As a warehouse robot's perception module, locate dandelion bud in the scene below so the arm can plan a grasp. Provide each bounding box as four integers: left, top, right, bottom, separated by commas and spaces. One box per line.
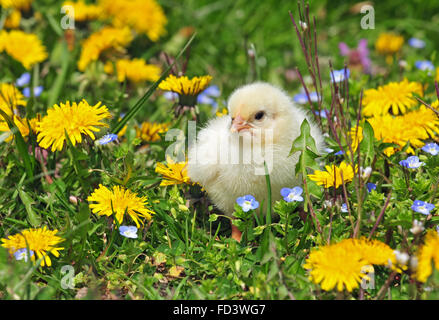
360, 166, 372, 180
399, 60, 408, 68
299, 20, 308, 31
69, 195, 78, 205
410, 219, 424, 235
393, 250, 410, 266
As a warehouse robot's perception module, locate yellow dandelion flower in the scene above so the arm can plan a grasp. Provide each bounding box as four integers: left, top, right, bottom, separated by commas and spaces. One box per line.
369, 106, 439, 156
346, 125, 363, 155
1, 30, 48, 70
348, 238, 396, 266
0, 115, 31, 142
159, 74, 212, 96
362, 79, 423, 116
36, 100, 112, 151
87, 184, 155, 227
62, 1, 102, 21
155, 157, 191, 186
1, 226, 64, 267
99, 0, 167, 41
304, 238, 395, 292
78, 26, 133, 71
216, 108, 228, 117
308, 161, 357, 189
0, 0, 33, 10
0, 83, 26, 116
4, 10, 21, 29
416, 230, 439, 283
135, 121, 169, 142
375, 32, 404, 56
304, 241, 368, 292
104, 58, 161, 83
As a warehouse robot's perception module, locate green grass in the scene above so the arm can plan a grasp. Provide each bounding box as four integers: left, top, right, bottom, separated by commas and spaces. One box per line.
1, 0, 439, 300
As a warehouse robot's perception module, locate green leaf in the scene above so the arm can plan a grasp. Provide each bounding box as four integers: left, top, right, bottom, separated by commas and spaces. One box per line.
0, 109, 34, 179
289, 119, 320, 175
208, 214, 218, 222
18, 188, 41, 227
360, 120, 375, 165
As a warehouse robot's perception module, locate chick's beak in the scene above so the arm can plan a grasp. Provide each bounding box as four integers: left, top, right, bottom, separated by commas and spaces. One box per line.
230, 114, 251, 133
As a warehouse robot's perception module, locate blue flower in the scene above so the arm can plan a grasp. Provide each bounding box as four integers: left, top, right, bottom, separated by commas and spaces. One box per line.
293, 92, 319, 104
324, 147, 334, 154
415, 60, 435, 73
408, 38, 426, 49
23, 86, 43, 98
236, 195, 259, 212
96, 133, 118, 145
399, 156, 424, 169
163, 91, 179, 100
13, 248, 34, 262
366, 182, 377, 192
314, 109, 328, 119
335, 150, 344, 156
197, 85, 220, 108
16, 73, 31, 87
119, 226, 138, 239
422, 142, 439, 156
341, 203, 348, 213
280, 186, 304, 202
411, 200, 435, 215
330, 68, 350, 83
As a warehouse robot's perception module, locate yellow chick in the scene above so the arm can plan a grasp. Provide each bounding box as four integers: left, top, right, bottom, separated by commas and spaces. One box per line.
188, 82, 324, 240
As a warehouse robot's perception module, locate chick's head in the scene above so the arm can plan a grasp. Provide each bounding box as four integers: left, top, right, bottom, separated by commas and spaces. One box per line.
227, 82, 296, 145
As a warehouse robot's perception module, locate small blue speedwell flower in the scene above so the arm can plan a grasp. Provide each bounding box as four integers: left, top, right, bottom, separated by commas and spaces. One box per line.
198, 85, 220, 108
96, 133, 118, 145
23, 86, 44, 98
422, 142, 439, 156
16, 73, 31, 87
236, 195, 259, 212
415, 60, 435, 72
119, 226, 138, 239
14, 248, 34, 262
293, 92, 319, 104
408, 38, 426, 49
280, 186, 304, 202
411, 200, 435, 215
366, 182, 377, 193
399, 156, 424, 169
341, 203, 348, 213
330, 68, 350, 83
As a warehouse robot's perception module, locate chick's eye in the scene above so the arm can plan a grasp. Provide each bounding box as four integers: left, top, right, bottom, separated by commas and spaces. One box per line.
254, 111, 265, 120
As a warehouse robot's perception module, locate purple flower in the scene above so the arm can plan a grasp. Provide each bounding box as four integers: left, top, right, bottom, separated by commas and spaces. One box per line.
16, 73, 31, 87
422, 142, 439, 155
411, 200, 435, 215
119, 226, 138, 238
366, 183, 377, 192
399, 156, 424, 169
280, 186, 304, 202
408, 38, 426, 49
330, 68, 350, 83
339, 39, 371, 73
236, 195, 259, 212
